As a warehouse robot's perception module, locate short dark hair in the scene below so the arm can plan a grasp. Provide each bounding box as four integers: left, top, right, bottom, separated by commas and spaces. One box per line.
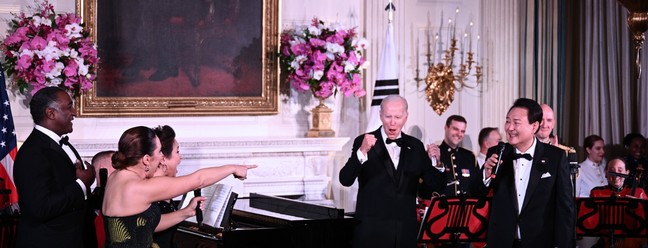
478, 127, 499, 147
92, 150, 115, 166
445, 115, 467, 127
112, 126, 158, 170
508, 98, 543, 133
623, 133, 646, 147
153, 125, 176, 158
583, 135, 603, 150
29, 87, 67, 124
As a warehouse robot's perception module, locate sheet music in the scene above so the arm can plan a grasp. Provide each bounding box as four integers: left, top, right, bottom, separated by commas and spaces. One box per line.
180, 183, 233, 227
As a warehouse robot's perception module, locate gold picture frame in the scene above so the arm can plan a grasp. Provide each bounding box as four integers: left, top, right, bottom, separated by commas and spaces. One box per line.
75, 0, 279, 117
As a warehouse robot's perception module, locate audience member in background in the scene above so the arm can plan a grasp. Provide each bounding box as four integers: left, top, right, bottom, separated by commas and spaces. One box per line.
339, 95, 445, 248
13, 86, 96, 247
536, 104, 556, 145
589, 158, 647, 248
623, 133, 647, 191
90, 150, 115, 248
102, 126, 256, 247
476, 127, 502, 168
536, 104, 574, 154
152, 125, 203, 248
91, 150, 116, 209
576, 135, 607, 197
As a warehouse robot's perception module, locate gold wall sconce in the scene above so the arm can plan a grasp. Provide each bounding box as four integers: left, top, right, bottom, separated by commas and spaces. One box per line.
618, 0, 648, 79
415, 9, 483, 116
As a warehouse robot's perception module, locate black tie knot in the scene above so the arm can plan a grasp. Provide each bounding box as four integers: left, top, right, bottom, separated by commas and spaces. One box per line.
386, 138, 403, 147
513, 153, 533, 161
59, 136, 70, 146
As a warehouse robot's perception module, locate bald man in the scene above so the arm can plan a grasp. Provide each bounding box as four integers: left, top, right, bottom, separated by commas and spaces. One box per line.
536, 104, 556, 145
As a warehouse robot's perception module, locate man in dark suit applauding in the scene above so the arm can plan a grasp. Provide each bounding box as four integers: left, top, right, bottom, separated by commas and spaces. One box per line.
481, 98, 574, 248
340, 95, 445, 248
13, 87, 96, 247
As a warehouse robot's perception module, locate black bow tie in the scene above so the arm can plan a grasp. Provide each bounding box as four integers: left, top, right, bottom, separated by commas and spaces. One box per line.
513, 153, 533, 161
386, 138, 403, 147
59, 136, 70, 146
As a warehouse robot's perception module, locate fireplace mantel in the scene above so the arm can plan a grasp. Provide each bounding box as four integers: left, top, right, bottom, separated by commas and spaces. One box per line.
74, 137, 349, 200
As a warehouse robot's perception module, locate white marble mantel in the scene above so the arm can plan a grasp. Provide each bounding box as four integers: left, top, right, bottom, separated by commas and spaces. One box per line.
74, 137, 350, 200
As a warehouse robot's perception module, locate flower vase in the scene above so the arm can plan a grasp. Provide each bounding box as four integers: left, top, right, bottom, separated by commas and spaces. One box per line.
306, 97, 335, 137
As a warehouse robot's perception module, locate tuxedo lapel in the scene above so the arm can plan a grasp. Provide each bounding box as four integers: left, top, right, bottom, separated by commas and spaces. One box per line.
34, 129, 75, 166
502, 150, 520, 214
521, 143, 545, 213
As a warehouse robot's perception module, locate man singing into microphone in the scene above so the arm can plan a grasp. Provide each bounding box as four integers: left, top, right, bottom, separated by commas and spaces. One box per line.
481, 98, 574, 248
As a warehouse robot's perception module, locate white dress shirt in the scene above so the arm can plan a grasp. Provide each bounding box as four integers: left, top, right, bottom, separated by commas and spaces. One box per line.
477, 152, 487, 169
576, 158, 607, 197
35, 125, 88, 198
514, 138, 538, 238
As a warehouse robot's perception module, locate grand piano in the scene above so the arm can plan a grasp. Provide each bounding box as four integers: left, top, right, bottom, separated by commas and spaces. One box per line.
174, 193, 355, 248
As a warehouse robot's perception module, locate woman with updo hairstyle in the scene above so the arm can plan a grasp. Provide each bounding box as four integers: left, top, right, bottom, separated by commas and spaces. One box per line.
102, 126, 256, 247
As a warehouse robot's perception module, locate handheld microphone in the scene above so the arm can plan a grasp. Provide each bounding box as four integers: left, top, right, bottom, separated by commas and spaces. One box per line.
99, 168, 108, 188
193, 189, 203, 226
490, 142, 506, 179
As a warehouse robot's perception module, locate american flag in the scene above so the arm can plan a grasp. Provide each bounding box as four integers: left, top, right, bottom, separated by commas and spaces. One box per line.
0, 66, 18, 206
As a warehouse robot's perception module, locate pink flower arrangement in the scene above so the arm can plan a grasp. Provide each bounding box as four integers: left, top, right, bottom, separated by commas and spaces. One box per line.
279, 18, 368, 99
1, 0, 98, 96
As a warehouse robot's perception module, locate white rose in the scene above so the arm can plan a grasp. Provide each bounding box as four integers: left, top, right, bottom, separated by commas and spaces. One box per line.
312, 70, 324, 80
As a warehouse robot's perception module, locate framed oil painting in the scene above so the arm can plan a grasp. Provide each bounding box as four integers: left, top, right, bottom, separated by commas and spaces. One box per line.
75, 0, 279, 116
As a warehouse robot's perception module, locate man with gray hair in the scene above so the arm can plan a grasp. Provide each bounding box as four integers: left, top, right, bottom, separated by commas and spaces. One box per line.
340, 95, 445, 248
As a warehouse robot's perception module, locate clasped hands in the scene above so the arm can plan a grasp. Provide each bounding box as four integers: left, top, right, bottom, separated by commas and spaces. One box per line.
76, 160, 95, 190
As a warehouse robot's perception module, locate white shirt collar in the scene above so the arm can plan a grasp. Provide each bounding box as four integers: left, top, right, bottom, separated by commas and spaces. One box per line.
35, 125, 64, 143
515, 138, 537, 158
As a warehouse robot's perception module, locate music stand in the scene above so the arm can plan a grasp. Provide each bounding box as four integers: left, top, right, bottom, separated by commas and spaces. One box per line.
576, 197, 648, 248
418, 196, 491, 247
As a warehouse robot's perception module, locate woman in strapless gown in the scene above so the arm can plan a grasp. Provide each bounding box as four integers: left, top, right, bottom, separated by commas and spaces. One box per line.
102, 126, 256, 248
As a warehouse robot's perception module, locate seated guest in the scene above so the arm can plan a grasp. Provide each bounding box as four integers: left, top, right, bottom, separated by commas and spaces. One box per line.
622, 133, 647, 191
589, 159, 647, 248
476, 127, 501, 168
90, 150, 115, 248
576, 135, 606, 197
102, 126, 256, 247
591, 158, 647, 198
91, 150, 116, 209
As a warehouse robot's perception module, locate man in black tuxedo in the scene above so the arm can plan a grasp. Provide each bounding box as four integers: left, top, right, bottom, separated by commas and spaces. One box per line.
13, 87, 96, 247
481, 98, 574, 248
340, 95, 445, 248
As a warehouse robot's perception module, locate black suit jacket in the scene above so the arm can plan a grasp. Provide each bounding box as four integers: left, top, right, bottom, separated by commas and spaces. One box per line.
482, 141, 574, 248
14, 129, 88, 247
340, 128, 444, 248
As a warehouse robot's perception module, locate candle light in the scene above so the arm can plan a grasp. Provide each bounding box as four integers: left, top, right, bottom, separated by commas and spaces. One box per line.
453, 7, 459, 39
468, 21, 474, 52
447, 18, 452, 50
416, 34, 420, 71
434, 33, 439, 64
476, 34, 481, 63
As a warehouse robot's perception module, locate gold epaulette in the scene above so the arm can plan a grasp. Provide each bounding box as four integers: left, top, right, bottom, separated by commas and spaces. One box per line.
554, 143, 576, 154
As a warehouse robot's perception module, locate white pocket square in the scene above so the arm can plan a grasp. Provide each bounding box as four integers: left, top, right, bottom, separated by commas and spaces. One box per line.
541, 172, 551, 178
